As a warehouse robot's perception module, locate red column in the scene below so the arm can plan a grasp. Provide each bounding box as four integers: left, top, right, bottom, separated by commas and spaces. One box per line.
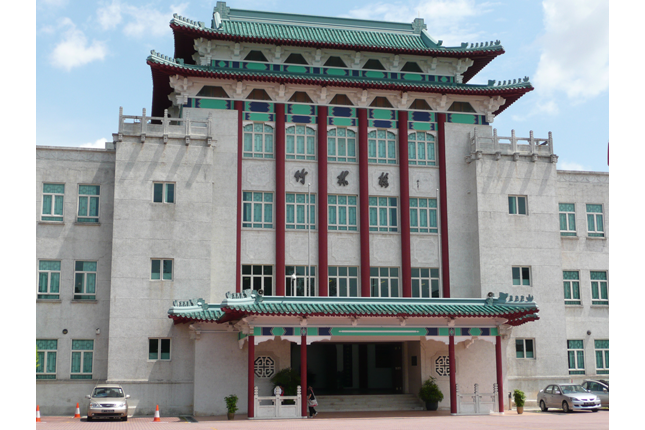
317, 106, 329, 296
248, 335, 255, 418
437, 113, 451, 298
358, 109, 371, 297
275, 104, 286, 295
235, 101, 244, 293
398, 111, 411, 297
496, 335, 505, 413
300, 333, 308, 417
449, 334, 457, 414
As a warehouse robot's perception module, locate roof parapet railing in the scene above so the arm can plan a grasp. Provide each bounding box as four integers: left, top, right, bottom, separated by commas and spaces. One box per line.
467, 128, 557, 164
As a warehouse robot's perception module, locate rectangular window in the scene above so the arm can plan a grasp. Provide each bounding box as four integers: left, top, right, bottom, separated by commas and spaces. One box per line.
411, 268, 440, 298
151, 259, 173, 280
559, 203, 576, 236
586, 204, 604, 237
242, 265, 273, 296
567, 340, 585, 375
42, 184, 65, 222
286, 266, 316, 297
243, 192, 274, 229
77, 185, 100, 223
369, 197, 398, 232
286, 193, 316, 230
508, 195, 527, 215
368, 130, 397, 164
70, 340, 93, 379
590, 271, 608, 305
410, 198, 437, 233
512, 266, 531, 286
515, 338, 535, 359
328, 266, 359, 297
328, 195, 357, 231
594, 339, 609, 375
38, 260, 61, 300
148, 338, 171, 361
74, 261, 97, 300
370, 267, 400, 298
36, 339, 57, 379
243, 123, 274, 159
153, 182, 175, 203
286, 125, 316, 160
328, 128, 357, 163
408, 132, 436, 166
563, 271, 581, 305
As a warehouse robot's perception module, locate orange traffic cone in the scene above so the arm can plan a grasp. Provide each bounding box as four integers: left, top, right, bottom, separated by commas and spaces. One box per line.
36, 405, 41, 422
74, 403, 81, 418
153, 404, 161, 422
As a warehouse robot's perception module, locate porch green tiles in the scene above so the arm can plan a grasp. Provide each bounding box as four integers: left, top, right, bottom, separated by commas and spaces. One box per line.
369, 109, 397, 120
194, 98, 234, 110
409, 122, 435, 131
328, 117, 356, 127
446, 113, 489, 125
244, 113, 274, 122
287, 104, 317, 116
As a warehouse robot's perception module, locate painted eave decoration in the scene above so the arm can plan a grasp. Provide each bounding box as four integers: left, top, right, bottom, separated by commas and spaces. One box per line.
167, 291, 539, 327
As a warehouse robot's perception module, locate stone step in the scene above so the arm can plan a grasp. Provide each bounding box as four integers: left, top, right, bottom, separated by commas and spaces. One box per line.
315, 394, 425, 412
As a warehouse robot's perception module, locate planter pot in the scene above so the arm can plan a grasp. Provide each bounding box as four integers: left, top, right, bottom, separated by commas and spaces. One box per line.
517, 406, 524, 414
425, 401, 439, 411
227, 412, 235, 420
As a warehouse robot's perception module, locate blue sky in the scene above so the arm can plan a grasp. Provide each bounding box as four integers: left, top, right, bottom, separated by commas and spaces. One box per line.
35, 0, 609, 173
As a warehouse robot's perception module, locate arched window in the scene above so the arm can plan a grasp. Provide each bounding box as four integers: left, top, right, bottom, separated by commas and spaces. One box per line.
243, 123, 274, 159
448, 101, 476, 113
370, 97, 393, 108
284, 53, 308, 65
368, 130, 397, 164
246, 89, 272, 100
196, 86, 229, 98
288, 91, 313, 103
401, 62, 423, 72
286, 125, 316, 160
245, 50, 268, 62
408, 132, 436, 166
409, 99, 433, 111
329, 94, 354, 106
327, 128, 357, 163
324, 56, 348, 68
363, 59, 386, 70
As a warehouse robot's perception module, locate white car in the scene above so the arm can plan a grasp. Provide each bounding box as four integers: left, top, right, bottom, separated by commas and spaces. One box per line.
537, 384, 601, 413
85, 384, 130, 421
581, 380, 609, 407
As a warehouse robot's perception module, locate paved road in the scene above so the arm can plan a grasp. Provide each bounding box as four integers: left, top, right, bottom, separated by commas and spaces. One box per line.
34, 410, 609, 430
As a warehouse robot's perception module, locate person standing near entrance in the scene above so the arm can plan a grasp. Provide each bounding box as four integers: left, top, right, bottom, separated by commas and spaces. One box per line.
307, 386, 318, 417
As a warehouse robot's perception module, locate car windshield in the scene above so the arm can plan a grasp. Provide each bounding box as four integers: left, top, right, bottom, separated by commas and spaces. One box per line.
92, 387, 124, 398
560, 385, 587, 394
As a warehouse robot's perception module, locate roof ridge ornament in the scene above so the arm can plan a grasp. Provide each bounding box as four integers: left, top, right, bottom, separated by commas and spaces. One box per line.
214, 1, 230, 20
412, 17, 426, 34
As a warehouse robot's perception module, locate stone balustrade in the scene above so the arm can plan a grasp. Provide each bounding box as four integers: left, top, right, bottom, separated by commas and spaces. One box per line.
467, 128, 557, 163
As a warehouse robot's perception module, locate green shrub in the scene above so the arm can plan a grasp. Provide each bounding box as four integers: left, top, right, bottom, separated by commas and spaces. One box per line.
513, 389, 526, 407
419, 377, 444, 403
270, 368, 301, 397
224, 394, 238, 413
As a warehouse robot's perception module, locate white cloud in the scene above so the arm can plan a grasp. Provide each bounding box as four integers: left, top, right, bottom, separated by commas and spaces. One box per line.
50, 18, 107, 71
80, 138, 108, 149
97, 1, 189, 38
97, 0, 123, 31
39, 0, 69, 7
557, 161, 590, 171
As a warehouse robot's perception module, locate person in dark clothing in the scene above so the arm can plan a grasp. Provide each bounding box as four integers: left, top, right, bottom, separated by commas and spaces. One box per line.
307, 386, 318, 417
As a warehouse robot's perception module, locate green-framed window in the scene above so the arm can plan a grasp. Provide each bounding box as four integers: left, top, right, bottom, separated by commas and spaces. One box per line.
515, 338, 535, 359
286, 125, 316, 160
369, 197, 398, 232
567, 340, 585, 375
410, 198, 437, 233
38, 260, 61, 300
153, 182, 175, 203
36, 339, 57, 379
586, 204, 604, 237
243, 123, 274, 159
411, 268, 440, 298
148, 338, 171, 361
368, 130, 397, 164
328, 195, 357, 231
243, 192, 274, 229
508, 195, 527, 215
370, 267, 399, 298
286, 193, 316, 230
563, 271, 581, 305
151, 259, 173, 280
328, 266, 359, 297
77, 185, 100, 223
327, 128, 357, 163
594, 339, 609, 375
285, 266, 316, 297
242, 265, 274, 296
512, 266, 531, 286
559, 203, 576, 236
42, 184, 65, 222
590, 271, 608, 305
70, 340, 93, 379
408, 132, 436, 166
74, 261, 97, 300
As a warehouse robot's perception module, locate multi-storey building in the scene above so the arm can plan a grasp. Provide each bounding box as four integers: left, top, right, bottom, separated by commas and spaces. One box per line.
36, 2, 608, 417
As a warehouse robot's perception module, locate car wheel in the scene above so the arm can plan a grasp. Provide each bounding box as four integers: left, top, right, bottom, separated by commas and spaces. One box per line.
562, 401, 571, 413
121, 416, 128, 421
86, 416, 92, 422
540, 400, 548, 412
592, 409, 598, 412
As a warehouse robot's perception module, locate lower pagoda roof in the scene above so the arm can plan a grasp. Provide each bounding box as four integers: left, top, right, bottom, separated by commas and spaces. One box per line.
168, 291, 539, 327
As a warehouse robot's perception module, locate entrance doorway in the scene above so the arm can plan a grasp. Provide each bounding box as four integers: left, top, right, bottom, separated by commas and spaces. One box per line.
292, 342, 403, 395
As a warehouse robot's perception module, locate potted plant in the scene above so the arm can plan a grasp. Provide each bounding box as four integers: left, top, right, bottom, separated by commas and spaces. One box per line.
224, 394, 238, 420
419, 377, 444, 411
513, 389, 526, 414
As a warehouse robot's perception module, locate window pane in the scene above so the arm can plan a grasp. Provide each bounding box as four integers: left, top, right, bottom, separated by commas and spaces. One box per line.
151, 260, 161, 280
154, 184, 163, 202
166, 184, 175, 203
149, 339, 158, 360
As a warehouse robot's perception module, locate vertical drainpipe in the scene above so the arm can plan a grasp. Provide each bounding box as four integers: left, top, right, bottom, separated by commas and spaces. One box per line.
248, 334, 255, 418
496, 335, 505, 413
449, 333, 457, 414
300, 332, 308, 417
276, 104, 286, 296
235, 101, 244, 293
398, 110, 411, 297
317, 106, 329, 296
358, 108, 371, 298
437, 113, 450, 298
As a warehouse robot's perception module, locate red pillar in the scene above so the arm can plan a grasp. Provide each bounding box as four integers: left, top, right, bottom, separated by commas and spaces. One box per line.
275, 104, 286, 295
248, 335, 255, 418
235, 101, 244, 293
496, 335, 505, 413
437, 113, 451, 298
300, 333, 308, 417
398, 111, 411, 297
317, 106, 329, 296
358, 108, 371, 297
449, 334, 457, 414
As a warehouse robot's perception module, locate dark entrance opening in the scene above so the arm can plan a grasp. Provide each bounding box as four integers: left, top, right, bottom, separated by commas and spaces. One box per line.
292, 342, 403, 395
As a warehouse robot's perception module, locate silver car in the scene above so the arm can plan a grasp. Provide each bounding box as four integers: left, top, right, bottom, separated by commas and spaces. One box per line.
85, 384, 130, 421
581, 380, 609, 407
537, 383, 601, 413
